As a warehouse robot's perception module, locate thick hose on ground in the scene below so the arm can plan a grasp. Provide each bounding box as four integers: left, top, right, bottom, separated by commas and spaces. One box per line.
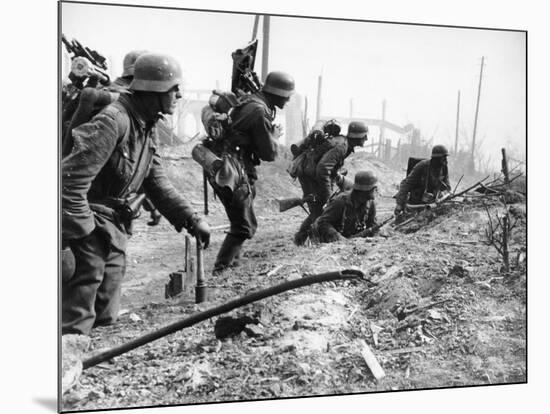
83, 269, 364, 369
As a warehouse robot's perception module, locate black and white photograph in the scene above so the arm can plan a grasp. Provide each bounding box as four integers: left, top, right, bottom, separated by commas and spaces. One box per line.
56, 0, 530, 412
6, 0, 543, 412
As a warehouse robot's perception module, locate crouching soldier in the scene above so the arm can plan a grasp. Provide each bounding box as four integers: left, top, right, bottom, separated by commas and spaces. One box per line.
394, 144, 451, 216
311, 171, 378, 243
293, 121, 369, 245
62, 53, 211, 335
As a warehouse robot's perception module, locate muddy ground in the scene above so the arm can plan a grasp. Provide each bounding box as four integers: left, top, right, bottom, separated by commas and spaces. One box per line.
62, 148, 526, 411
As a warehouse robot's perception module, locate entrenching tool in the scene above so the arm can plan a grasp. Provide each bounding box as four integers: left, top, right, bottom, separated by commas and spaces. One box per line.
195, 237, 207, 303
81, 269, 365, 370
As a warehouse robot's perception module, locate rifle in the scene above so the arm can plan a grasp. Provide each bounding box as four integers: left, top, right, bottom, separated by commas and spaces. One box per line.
406, 192, 453, 210
353, 215, 394, 238
231, 39, 262, 96
62, 33, 110, 87
404, 176, 490, 211
278, 194, 314, 214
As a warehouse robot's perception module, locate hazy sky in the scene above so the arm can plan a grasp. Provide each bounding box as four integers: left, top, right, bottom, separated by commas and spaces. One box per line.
61, 2, 526, 167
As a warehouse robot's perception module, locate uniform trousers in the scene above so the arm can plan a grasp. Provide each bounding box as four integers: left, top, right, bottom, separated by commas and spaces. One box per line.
62, 227, 126, 335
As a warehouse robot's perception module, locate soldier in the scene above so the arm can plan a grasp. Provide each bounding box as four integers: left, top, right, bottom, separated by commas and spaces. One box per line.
394, 144, 451, 216
311, 171, 379, 243
62, 53, 211, 335
210, 71, 295, 273
111, 49, 148, 90
293, 121, 369, 246
112, 49, 162, 225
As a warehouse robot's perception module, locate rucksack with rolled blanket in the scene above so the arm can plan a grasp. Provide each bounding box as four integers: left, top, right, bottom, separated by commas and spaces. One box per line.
62, 86, 122, 157
288, 128, 343, 180
192, 90, 251, 201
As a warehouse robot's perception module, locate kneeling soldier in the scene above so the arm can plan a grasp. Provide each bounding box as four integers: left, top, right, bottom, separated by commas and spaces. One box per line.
293, 120, 368, 245
311, 171, 378, 243
394, 144, 451, 216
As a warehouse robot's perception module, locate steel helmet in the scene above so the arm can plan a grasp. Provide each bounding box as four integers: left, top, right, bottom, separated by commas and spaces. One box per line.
262, 71, 295, 98
122, 49, 148, 77
347, 121, 369, 139
431, 144, 450, 158
129, 53, 182, 92
323, 119, 341, 137
353, 171, 378, 191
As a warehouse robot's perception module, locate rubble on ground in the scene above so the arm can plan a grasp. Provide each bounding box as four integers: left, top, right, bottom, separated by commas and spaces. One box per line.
62, 154, 526, 411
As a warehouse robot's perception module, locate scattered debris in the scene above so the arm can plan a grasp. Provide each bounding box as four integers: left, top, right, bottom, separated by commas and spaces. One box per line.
358, 339, 386, 381
63, 153, 526, 411
128, 313, 142, 323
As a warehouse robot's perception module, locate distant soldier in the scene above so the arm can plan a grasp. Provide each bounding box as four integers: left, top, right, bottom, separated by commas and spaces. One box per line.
209, 71, 295, 273
62, 53, 211, 335
111, 49, 148, 90
311, 171, 379, 243
394, 144, 451, 216
112, 49, 162, 225
293, 121, 369, 245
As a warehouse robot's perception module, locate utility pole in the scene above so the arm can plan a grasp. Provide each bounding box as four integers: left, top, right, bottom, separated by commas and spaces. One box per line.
261, 15, 270, 82
251, 15, 260, 41
349, 99, 354, 118
454, 90, 461, 155
316, 74, 323, 121
379, 99, 386, 157
471, 56, 485, 172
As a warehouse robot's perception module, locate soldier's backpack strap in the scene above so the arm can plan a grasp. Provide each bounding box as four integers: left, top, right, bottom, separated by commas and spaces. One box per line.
62, 87, 120, 157
116, 122, 156, 200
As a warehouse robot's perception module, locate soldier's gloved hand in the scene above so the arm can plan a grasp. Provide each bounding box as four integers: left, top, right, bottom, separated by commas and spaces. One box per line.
274, 124, 284, 138
191, 219, 211, 249
362, 228, 374, 237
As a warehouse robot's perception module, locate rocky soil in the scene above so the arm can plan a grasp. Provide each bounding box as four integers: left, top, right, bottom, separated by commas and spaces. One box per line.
61, 147, 526, 411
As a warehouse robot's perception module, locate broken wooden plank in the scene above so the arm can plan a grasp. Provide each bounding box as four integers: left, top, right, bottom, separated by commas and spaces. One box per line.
358, 339, 385, 381
266, 265, 283, 277
384, 345, 431, 355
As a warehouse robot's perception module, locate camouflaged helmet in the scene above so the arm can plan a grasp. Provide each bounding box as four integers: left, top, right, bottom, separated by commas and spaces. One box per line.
323, 119, 341, 137
262, 71, 295, 98
130, 53, 182, 93
347, 121, 369, 139
431, 144, 450, 158
122, 49, 148, 77
353, 171, 378, 191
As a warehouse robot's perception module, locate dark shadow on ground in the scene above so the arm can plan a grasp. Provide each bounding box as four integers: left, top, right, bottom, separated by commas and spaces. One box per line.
33, 397, 57, 412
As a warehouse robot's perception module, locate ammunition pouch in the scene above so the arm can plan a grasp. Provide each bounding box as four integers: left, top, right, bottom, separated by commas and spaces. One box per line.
90, 193, 147, 234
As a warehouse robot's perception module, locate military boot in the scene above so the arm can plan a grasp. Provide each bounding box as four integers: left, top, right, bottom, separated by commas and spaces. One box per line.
147, 209, 162, 226
294, 214, 315, 246
213, 234, 246, 274
293, 230, 308, 246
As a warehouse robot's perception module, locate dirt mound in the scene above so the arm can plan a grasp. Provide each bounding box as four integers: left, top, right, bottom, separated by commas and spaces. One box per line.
343, 151, 404, 196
